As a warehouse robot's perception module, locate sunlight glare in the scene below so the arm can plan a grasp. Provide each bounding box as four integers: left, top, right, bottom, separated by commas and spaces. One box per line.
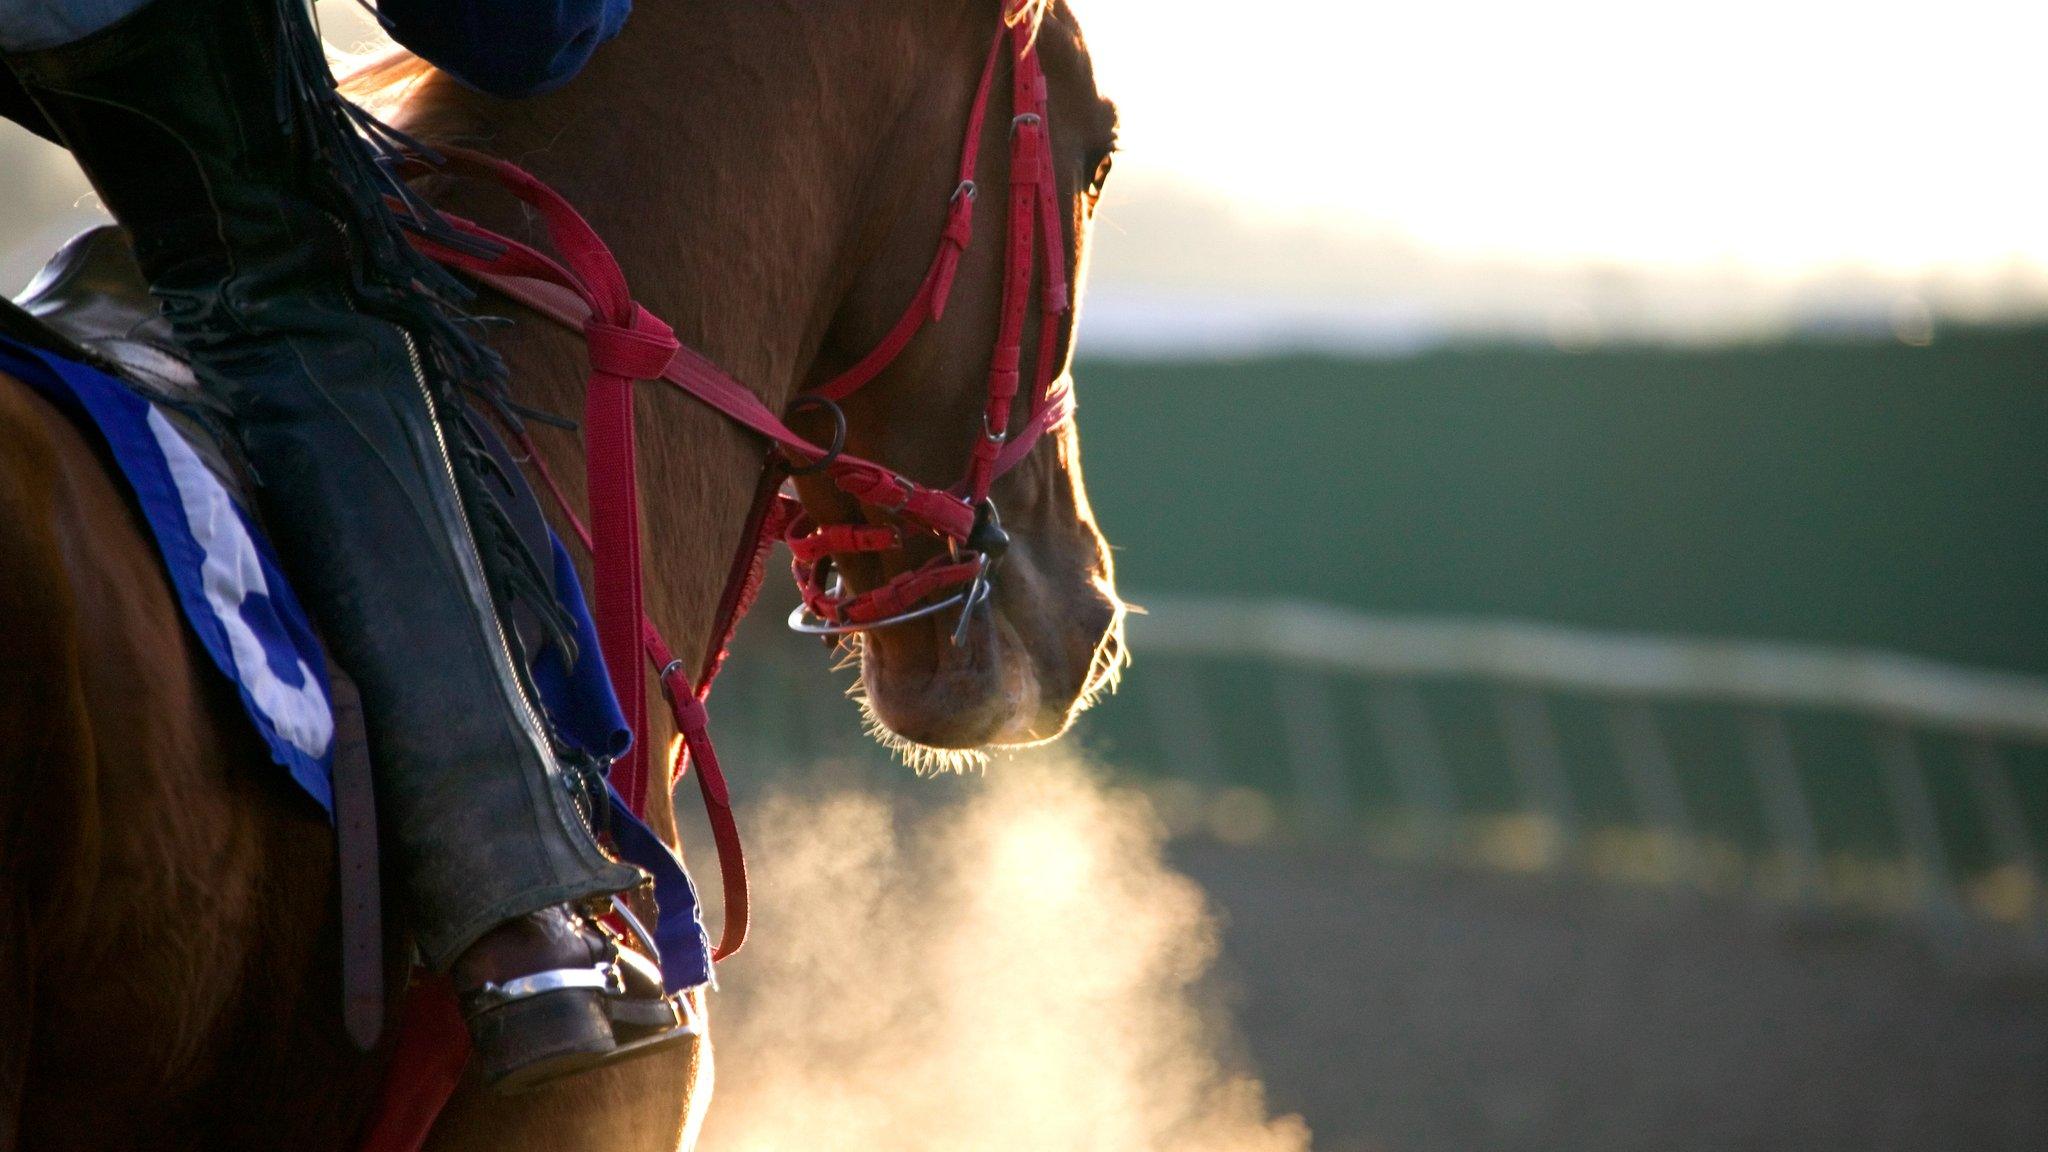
1078, 0, 2048, 272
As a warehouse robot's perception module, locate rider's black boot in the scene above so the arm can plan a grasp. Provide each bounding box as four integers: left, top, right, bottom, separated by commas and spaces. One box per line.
2, 0, 693, 1090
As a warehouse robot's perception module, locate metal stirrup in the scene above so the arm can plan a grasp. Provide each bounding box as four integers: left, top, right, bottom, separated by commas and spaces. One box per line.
468, 961, 625, 1012
609, 894, 663, 966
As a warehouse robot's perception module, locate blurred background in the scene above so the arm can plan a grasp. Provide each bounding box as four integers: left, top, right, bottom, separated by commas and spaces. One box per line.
6, 1, 2047, 1149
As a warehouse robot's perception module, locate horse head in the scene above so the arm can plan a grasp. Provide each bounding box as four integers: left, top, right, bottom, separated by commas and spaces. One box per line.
792, 1, 1125, 764
348, 0, 1123, 767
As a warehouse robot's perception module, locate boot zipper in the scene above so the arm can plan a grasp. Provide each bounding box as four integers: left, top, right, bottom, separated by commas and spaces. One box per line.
331, 210, 587, 823
398, 329, 558, 761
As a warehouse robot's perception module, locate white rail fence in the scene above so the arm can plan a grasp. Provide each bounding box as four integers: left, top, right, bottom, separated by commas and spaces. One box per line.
1120, 596, 2048, 950
1128, 597, 2048, 740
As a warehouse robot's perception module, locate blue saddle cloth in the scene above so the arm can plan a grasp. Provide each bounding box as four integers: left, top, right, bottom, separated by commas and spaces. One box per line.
0, 333, 712, 993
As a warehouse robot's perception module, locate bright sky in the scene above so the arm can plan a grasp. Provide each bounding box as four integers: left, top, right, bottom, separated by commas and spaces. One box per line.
6, 0, 2042, 339
1079, 0, 2048, 273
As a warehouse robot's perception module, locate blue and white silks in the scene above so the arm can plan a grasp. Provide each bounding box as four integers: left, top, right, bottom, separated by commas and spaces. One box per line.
0, 334, 712, 992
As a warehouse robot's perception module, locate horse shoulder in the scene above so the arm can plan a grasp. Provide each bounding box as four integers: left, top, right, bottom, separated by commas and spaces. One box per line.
0, 370, 342, 1146
0, 371, 109, 932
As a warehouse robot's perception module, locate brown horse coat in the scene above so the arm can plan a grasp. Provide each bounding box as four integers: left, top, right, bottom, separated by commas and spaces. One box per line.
0, 1, 1118, 1148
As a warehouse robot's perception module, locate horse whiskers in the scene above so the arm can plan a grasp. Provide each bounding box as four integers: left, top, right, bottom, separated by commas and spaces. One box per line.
829, 638, 990, 775
1073, 600, 1131, 716
868, 723, 993, 778
828, 634, 864, 675
829, 599, 1128, 776
843, 676, 992, 776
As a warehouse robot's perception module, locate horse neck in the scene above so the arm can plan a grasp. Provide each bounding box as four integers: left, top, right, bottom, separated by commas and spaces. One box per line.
393, 1, 949, 835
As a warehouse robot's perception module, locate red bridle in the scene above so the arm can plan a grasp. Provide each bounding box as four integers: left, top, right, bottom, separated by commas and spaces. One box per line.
786, 13, 1073, 638
402, 5, 1074, 959
359, 10, 1074, 1150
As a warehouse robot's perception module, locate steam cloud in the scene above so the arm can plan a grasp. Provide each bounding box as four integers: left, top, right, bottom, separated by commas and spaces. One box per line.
695, 756, 1312, 1151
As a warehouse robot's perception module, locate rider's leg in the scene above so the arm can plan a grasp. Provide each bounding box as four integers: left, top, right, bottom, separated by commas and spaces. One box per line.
0, 66, 55, 141
1, 0, 691, 1090
0, 0, 120, 140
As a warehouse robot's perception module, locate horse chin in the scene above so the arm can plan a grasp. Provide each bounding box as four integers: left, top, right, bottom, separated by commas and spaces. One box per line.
855, 584, 1127, 772
856, 610, 1050, 771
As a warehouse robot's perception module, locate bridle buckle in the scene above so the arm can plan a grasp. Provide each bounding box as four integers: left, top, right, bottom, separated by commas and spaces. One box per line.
872, 475, 916, 514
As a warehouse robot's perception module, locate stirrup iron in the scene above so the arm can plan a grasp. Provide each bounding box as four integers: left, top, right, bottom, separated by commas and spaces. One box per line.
462, 922, 697, 1094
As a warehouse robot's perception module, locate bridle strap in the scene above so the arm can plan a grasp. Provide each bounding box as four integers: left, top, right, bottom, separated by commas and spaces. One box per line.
788, 18, 1074, 629
809, 29, 1004, 402
396, 3, 1075, 955
469, 261, 985, 543
359, 10, 1077, 1152
814, 21, 1071, 507
508, 421, 763, 962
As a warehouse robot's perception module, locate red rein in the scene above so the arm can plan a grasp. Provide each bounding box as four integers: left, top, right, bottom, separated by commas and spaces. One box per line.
402, 14, 1071, 962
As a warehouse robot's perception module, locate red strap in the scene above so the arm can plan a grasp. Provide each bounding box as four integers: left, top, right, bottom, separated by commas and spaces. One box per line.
645, 624, 749, 961
587, 365, 649, 811
389, 10, 1077, 916
407, 153, 673, 815
695, 468, 797, 692
508, 427, 753, 962
361, 18, 1075, 1152
799, 555, 985, 627
471, 267, 984, 546
789, 522, 901, 563
811, 31, 1008, 400
355, 979, 467, 1152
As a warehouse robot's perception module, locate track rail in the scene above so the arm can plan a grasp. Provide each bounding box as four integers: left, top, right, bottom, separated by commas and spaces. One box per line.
1127, 595, 2048, 744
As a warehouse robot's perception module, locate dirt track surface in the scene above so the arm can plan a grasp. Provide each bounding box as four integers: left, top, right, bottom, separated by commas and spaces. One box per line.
1176, 843, 2048, 1152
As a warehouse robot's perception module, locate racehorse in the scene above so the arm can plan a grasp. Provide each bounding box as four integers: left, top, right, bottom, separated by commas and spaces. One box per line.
0, 0, 1124, 1148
